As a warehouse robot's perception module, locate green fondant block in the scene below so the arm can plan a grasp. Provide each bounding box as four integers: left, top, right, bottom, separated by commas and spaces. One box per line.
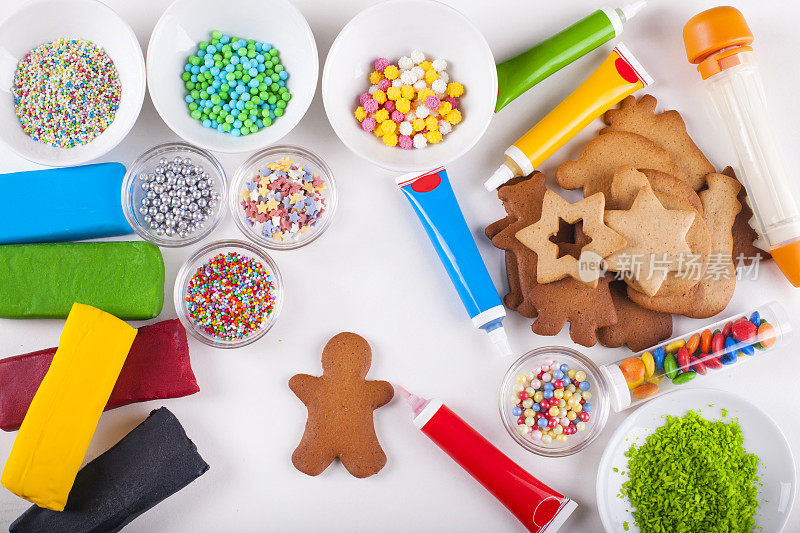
0, 242, 165, 319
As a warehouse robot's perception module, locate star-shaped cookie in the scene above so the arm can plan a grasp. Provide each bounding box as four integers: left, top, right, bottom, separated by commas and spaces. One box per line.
604, 186, 696, 296
515, 191, 626, 287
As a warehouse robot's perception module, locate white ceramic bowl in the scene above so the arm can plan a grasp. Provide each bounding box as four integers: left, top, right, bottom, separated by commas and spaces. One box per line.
322, 0, 497, 172
147, 0, 318, 154
0, 0, 146, 166
597, 389, 796, 532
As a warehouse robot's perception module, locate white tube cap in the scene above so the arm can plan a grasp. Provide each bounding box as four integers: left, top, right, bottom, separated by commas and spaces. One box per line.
484, 164, 515, 191
487, 326, 513, 357
600, 363, 631, 412
619, 0, 646, 21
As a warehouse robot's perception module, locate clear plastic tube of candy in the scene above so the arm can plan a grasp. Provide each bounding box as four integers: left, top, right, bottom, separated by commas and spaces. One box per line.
600, 301, 793, 411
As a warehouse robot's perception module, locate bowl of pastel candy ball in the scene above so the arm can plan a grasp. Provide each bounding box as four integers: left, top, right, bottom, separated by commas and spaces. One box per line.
322, 0, 497, 172
500, 347, 610, 457
122, 143, 227, 247
147, 0, 318, 154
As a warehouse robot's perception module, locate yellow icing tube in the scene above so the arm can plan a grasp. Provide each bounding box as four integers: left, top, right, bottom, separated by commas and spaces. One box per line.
1, 303, 137, 511
484, 43, 653, 190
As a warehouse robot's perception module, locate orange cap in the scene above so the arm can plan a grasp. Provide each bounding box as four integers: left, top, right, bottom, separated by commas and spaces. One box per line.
770, 241, 800, 287
683, 6, 754, 79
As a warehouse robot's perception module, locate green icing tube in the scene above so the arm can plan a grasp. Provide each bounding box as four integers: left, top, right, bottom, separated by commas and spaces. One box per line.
0, 242, 165, 320
495, 1, 646, 112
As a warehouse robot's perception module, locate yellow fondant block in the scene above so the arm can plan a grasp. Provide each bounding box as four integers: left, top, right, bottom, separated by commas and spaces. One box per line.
1, 303, 137, 511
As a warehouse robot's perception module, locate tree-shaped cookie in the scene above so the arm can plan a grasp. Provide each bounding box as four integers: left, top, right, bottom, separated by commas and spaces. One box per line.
289, 332, 393, 478
602, 95, 714, 191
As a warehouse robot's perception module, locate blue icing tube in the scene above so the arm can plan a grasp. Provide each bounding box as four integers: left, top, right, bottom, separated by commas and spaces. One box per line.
0, 163, 132, 244
397, 167, 512, 357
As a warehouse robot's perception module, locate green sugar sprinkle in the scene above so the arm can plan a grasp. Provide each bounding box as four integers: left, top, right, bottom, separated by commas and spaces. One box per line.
621, 410, 760, 532
623, 521, 630, 531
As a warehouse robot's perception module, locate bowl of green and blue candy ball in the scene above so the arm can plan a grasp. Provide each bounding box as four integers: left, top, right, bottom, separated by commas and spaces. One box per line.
146, 0, 318, 153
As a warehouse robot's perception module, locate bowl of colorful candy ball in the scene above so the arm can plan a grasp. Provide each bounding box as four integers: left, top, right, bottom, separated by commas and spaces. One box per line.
500, 346, 610, 457
0, 0, 146, 166
174, 240, 284, 348
147, 0, 317, 153
322, 0, 496, 172
229, 145, 336, 250
122, 143, 227, 247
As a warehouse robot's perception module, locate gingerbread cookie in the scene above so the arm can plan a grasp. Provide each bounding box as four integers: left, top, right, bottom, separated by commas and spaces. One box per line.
628, 173, 742, 318
602, 95, 714, 190
604, 185, 696, 296
489, 173, 549, 318
526, 274, 618, 348
289, 332, 393, 478
486, 217, 523, 310
610, 167, 710, 297
556, 131, 683, 201
685, 173, 742, 318
597, 280, 672, 352
722, 166, 772, 265
516, 191, 626, 286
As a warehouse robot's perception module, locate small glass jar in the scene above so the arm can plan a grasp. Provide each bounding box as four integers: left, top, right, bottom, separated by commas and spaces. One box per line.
228, 145, 337, 250
174, 240, 284, 348
122, 142, 227, 247
500, 346, 609, 457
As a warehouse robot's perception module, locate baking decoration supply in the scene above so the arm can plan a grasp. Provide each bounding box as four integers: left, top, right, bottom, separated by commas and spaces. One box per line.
495, 1, 646, 112
353, 51, 464, 148
237, 156, 327, 243
683, 7, 800, 286
135, 156, 220, 239
485, 44, 653, 191
184, 250, 278, 342
9, 407, 209, 533
0, 163, 132, 244
397, 167, 511, 356
289, 333, 393, 478
0, 241, 164, 319
508, 360, 594, 445
0, 320, 198, 432
183, 31, 291, 137
399, 386, 578, 532
13, 38, 121, 148
621, 410, 759, 532
601, 301, 791, 411
1, 304, 137, 511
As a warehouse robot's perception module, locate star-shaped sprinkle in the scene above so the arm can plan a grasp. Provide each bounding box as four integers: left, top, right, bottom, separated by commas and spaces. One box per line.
257, 202, 269, 214
265, 198, 280, 211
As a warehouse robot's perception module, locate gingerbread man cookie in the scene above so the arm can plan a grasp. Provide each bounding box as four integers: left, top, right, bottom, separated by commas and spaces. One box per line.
289, 332, 394, 478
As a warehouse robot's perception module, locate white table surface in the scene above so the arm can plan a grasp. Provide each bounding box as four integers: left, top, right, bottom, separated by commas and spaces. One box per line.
1, 0, 800, 531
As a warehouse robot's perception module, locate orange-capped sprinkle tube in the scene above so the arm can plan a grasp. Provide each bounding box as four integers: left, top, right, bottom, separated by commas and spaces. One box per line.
1, 303, 137, 511
484, 43, 653, 190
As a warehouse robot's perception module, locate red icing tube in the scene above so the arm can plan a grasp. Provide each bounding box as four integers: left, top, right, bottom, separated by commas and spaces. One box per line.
398, 386, 577, 532
0, 319, 199, 432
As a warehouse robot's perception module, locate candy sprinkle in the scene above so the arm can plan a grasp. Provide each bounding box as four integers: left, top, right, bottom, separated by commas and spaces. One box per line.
185, 251, 277, 341
13, 38, 121, 148
238, 157, 327, 243
621, 410, 760, 533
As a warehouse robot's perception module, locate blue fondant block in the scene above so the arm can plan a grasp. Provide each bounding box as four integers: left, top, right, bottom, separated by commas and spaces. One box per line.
0, 162, 133, 244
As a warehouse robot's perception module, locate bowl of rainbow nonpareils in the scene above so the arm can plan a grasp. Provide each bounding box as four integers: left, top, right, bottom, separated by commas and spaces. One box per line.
174, 240, 284, 348
147, 0, 318, 153
0, 0, 146, 166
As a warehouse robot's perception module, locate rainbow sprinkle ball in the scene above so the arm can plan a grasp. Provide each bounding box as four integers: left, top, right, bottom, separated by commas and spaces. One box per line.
183, 31, 291, 137
13, 38, 121, 148
185, 251, 278, 341
354, 50, 464, 150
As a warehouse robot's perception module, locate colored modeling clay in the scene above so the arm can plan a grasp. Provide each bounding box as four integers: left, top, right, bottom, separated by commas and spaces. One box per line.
9, 407, 209, 533
0, 241, 164, 319
0, 163, 132, 244
1, 303, 137, 511
0, 319, 198, 432
621, 410, 759, 532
